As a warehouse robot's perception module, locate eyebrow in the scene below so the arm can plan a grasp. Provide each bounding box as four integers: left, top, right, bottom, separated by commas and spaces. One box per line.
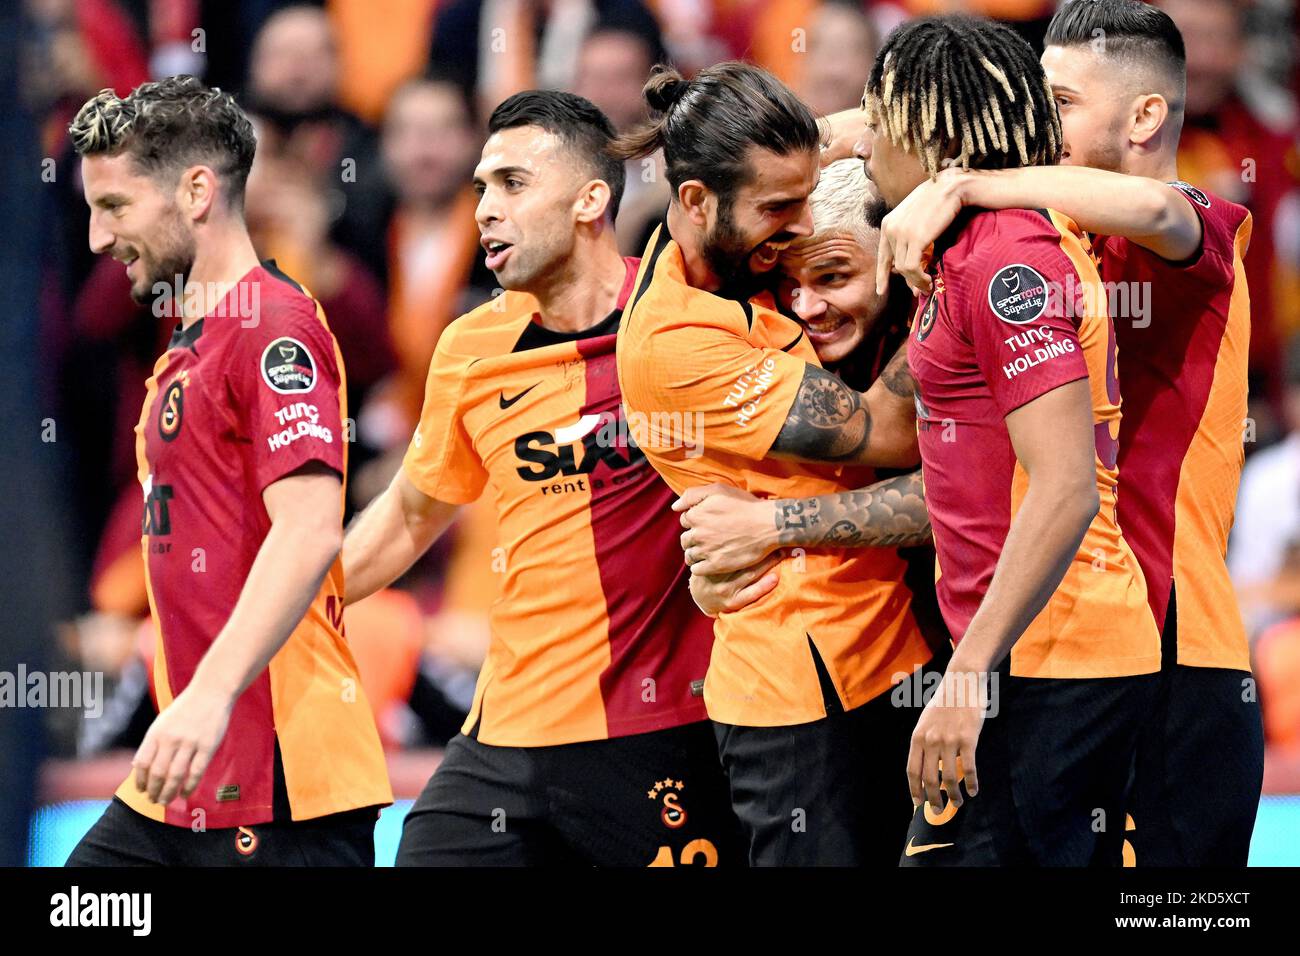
93, 193, 131, 208
473, 165, 532, 184
1050, 83, 1081, 95
809, 255, 854, 271
761, 195, 805, 210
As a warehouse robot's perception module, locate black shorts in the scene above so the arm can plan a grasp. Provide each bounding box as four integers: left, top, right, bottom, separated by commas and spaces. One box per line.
713, 659, 940, 866
65, 797, 378, 866
396, 721, 745, 866
1129, 584, 1264, 866
900, 662, 1156, 867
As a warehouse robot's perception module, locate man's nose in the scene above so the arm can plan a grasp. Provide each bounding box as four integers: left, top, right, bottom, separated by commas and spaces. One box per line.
88, 214, 114, 256
793, 286, 826, 321
854, 129, 873, 162
788, 201, 814, 238
475, 190, 501, 228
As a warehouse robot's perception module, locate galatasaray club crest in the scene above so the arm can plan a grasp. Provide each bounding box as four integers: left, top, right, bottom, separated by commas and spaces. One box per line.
159, 379, 185, 441
647, 778, 687, 829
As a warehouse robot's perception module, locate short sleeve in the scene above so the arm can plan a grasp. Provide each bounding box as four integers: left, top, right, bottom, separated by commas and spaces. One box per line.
401, 330, 487, 504
963, 227, 1091, 418
620, 303, 808, 461
1160, 182, 1240, 287
229, 302, 346, 493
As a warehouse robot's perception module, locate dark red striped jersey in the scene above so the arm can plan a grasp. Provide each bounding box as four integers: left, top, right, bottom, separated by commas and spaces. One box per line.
908, 208, 1160, 679
121, 262, 391, 827
402, 258, 712, 746
1101, 182, 1253, 670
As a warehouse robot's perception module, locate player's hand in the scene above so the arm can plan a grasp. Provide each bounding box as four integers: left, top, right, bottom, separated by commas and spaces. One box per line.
818, 108, 868, 166
132, 684, 234, 806
688, 553, 781, 617
906, 667, 985, 812
674, 484, 779, 576
876, 168, 965, 298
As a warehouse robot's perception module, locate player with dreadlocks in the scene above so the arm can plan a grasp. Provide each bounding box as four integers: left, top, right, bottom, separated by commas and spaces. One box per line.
875, 0, 1262, 868
852, 15, 1161, 866
868, 14, 1059, 179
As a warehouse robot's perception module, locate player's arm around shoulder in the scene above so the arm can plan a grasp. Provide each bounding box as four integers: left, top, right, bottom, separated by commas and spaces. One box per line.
877, 166, 1204, 292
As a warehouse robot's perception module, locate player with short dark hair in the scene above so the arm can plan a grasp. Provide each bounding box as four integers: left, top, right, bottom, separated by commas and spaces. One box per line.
853, 15, 1161, 865
614, 63, 936, 865
875, 0, 1262, 866
65, 76, 391, 866
342, 90, 742, 866
487, 89, 628, 218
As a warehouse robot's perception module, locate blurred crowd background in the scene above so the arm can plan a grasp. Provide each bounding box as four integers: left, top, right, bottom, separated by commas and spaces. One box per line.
1, 0, 1299, 861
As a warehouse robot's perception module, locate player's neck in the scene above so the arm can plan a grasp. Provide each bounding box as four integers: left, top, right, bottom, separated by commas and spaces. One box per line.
533, 238, 627, 334
1122, 150, 1180, 186
179, 225, 262, 328
667, 203, 722, 292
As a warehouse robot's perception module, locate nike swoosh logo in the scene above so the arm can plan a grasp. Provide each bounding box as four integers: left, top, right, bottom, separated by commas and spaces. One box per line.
904, 837, 954, 857
499, 383, 539, 409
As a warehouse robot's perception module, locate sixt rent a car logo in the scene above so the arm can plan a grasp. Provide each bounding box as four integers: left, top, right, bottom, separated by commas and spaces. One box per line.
514, 412, 645, 482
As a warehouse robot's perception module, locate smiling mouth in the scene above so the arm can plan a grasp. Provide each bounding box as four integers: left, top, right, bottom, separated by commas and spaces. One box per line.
801, 314, 851, 337
752, 239, 793, 266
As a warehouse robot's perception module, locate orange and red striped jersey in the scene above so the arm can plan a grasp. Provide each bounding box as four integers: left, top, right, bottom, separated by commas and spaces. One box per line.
121, 262, 391, 828
616, 228, 931, 728
1100, 182, 1252, 671
908, 209, 1160, 679
402, 258, 713, 746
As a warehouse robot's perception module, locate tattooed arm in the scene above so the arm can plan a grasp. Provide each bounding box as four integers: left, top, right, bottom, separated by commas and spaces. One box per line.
674, 469, 930, 577
768, 341, 919, 468
773, 469, 930, 550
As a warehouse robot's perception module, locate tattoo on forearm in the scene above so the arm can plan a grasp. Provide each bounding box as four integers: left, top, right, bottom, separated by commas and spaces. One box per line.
879, 343, 916, 400
772, 470, 931, 549
771, 364, 872, 461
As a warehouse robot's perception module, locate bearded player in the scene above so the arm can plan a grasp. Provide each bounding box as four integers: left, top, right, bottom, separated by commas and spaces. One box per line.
342, 91, 742, 866
65, 77, 391, 866
613, 63, 936, 865
675, 160, 942, 654
873, 0, 1261, 865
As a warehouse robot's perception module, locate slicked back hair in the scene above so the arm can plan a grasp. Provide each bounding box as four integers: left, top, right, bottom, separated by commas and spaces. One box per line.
609, 62, 821, 212
1045, 0, 1187, 105
488, 90, 626, 219
865, 15, 1061, 177
68, 75, 257, 209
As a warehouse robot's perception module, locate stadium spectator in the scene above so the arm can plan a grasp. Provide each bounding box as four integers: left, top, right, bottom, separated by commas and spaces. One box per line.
326, 0, 440, 124
794, 1, 880, 116
427, 0, 664, 119
364, 76, 487, 450
22, 0, 150, 153
573, 24, 671, 254
1156, 0, 1300, 438
244, 4, 391, 281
